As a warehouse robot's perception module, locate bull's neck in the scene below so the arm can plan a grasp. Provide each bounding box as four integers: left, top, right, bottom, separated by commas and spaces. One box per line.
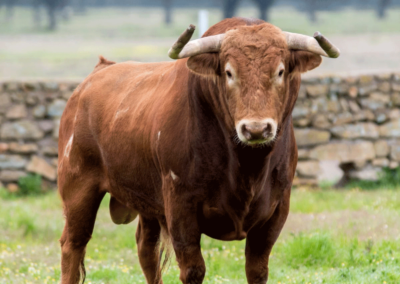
188, 73, 234, 132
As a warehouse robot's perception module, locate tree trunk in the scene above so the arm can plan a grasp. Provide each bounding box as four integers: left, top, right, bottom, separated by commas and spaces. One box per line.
5, 0, 14, 22
163, 0, 172, 25
307, 0, 317, 23
253, 0, 274, 22
33, 0, 41, 28
48, 4, 56, 30
377, 0, 390, 19
222, 0, 240, 19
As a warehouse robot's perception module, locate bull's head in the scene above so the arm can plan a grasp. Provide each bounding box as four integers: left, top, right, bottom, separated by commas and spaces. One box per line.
168, 21, 339, 146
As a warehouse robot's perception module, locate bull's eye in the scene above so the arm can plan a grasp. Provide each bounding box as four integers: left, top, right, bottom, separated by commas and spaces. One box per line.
226, 70, 233, 79
278, 70, 284, 77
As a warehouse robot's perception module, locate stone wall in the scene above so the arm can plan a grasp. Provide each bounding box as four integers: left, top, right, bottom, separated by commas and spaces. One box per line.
294, 73, 400, 185
0, 81, 78, 189
0, 74, 400, 187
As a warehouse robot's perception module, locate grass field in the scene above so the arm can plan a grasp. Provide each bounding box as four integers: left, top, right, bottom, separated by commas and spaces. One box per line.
1, 6, 400, 78
1, 187, 399, 284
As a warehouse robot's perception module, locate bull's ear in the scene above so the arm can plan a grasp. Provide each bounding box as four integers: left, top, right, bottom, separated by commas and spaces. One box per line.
289, 50, 322, 74
187, 53, 220, 77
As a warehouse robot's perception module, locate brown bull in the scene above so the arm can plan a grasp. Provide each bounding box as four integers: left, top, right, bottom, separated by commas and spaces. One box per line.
58, 18, 339, 284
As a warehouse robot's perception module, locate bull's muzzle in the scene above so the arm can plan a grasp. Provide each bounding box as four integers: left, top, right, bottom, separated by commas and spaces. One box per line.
236, 118, 277, 145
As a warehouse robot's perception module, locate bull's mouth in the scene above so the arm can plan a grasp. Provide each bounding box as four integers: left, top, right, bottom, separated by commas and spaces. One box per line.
247, 138, 272, 145
244, 137, 275, 147
234, 134, 276, 147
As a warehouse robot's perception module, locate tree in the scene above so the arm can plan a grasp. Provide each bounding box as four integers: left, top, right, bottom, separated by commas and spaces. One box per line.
32, 0, 42, 27
377, 0, 390, 19
252, 0, 275, 22
163, 0, 172, 25
42, 0, 58, 30
41, 0, 71, 30
222, 0, 241, 19
4, 0, 15, 22
306, 0, 317, 23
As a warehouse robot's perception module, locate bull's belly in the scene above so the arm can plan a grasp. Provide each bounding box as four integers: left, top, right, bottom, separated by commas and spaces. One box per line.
198, 197, 276, 241
105, 165, 165, 217
198, 206, 250, 241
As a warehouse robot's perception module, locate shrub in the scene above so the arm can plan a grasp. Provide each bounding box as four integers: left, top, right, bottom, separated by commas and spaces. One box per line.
17, 174, 43, 196
346, 167, 400, 190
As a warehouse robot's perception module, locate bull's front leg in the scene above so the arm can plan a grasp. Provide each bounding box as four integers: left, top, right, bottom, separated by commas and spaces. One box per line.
245, 189, 290, 284
164, 177, 205, 284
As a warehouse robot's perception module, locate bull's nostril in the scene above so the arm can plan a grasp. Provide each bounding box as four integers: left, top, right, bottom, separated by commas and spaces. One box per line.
262, 123, 273, 139
241, 124, 252, 140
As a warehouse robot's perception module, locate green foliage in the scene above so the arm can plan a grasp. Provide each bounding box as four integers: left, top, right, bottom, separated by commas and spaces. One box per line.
17, 174, 43, 196
346, 167, 400, 190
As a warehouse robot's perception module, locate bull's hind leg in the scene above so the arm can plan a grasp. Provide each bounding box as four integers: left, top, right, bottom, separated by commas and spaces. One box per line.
59, 180, 105, 284
136, 215, 163, 284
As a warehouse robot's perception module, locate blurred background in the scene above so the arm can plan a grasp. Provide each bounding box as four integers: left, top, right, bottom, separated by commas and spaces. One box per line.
1, 0, 400, 79
1, 1, 400, 284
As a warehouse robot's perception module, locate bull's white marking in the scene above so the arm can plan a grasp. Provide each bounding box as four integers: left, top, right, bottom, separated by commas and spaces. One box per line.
114, 107, 129, 120
64, 134, 74, 158
236, 118, 278, 144
170, 171, 178, 180
158, 131, 161, 141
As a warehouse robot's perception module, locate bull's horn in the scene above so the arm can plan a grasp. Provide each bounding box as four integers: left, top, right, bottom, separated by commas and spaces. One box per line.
168, 25, 225, 59
168, 24, 196, 59
284, 31, 340, 58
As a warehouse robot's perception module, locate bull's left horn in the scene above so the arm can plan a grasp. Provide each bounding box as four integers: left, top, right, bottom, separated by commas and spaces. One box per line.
168, 26, 225, 60
284, 31, 340, 58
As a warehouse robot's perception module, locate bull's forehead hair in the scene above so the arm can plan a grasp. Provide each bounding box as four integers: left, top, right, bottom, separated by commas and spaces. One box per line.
221, 23, 287, 56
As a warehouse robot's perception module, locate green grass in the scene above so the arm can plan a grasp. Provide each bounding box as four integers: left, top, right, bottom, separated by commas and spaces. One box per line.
1, 188, 400, 283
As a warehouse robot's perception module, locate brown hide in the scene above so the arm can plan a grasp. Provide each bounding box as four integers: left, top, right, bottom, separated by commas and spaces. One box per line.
58, 18, 323, 284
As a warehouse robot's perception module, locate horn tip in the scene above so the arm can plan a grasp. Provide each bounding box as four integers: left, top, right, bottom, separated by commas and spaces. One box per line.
331, 50, 340, 58
313, 31, 322, 39
188, 24, 196, 32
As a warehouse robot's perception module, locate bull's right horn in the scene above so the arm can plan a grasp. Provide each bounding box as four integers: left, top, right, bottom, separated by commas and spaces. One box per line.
168, 25, 225, 60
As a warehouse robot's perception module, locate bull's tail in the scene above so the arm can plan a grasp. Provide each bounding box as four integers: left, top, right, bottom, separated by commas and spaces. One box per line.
156, 227, 172, 283
79, 252, 86, 284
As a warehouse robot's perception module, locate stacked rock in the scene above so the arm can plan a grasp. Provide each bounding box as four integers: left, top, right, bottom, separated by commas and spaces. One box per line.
1, 74, 400, 187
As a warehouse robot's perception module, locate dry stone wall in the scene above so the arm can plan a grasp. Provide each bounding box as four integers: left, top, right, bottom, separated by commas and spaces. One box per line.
294, 73, 400, 185
0, 74, 400, 187
0, 80, 78, 188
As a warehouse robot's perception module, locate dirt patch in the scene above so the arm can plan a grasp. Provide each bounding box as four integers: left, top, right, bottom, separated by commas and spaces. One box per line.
283, 209, 400, 241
